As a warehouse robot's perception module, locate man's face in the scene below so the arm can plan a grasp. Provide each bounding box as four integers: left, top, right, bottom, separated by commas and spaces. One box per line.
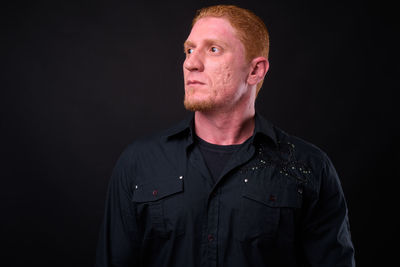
183, 17, 250, 112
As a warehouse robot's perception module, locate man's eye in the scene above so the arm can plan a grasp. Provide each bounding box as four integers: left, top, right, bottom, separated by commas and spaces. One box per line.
187, 48, 194, 54
211, 47, 219, 53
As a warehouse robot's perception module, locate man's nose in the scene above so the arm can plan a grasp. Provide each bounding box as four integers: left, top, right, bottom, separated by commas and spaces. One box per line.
183, 51, 204, 72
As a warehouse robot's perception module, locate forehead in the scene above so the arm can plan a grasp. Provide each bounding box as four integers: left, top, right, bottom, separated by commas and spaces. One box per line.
186, 17, 240, 45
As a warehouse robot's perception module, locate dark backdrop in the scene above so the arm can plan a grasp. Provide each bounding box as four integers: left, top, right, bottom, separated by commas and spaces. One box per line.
1, 0, 398, 266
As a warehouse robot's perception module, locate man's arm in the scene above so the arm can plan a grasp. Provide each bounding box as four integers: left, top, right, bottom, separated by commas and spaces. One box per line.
95, 148, 140, 267
301, 155, 355, 266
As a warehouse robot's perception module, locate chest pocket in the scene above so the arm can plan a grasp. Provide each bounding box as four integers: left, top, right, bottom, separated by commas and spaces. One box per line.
239, 178, 302, 242
132, 177, 185, 239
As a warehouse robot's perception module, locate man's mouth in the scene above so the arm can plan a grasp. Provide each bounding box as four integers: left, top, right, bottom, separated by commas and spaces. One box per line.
187, 80, 205, 85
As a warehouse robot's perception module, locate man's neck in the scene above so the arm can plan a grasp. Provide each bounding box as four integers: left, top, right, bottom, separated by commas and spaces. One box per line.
194, 108, 255, 145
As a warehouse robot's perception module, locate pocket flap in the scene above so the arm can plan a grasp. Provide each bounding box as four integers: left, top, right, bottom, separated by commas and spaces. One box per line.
242, 181, 301, 208
132, 178, 183, 203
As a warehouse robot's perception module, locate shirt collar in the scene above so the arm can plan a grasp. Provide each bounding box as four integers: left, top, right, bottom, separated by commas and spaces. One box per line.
253, 112, 278, 147
162, 113, 195, 142
163, 112, 278, 147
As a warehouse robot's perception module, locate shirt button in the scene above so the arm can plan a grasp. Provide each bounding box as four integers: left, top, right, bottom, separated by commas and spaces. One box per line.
208, 234, 214, 242
297, 187, 303, 194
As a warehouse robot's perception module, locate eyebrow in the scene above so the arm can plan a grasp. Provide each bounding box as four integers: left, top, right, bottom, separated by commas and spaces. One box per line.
183, 39, 229, 50
183, 40, 195, 50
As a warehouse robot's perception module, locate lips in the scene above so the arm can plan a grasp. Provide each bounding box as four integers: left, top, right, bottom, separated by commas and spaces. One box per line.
187, 80, 205, 85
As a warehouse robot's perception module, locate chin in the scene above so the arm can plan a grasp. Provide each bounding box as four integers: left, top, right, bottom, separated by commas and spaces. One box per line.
184, 95, 215, 112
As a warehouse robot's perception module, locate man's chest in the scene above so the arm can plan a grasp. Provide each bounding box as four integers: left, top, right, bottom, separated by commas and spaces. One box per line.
131, 147, 307, 243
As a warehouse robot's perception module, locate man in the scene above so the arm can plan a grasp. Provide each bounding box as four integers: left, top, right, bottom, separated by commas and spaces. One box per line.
96, 5, 355, 267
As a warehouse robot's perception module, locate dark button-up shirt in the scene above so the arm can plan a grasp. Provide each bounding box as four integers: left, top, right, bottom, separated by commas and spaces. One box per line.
95, 113, 355, 267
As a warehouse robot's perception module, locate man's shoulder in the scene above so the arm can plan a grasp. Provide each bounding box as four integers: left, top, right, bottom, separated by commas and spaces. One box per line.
113, 118, 190, 178
255, 114, 328, 164
268, 124, 336, 193
121, 116, 191, 156
271, 124, 330, 167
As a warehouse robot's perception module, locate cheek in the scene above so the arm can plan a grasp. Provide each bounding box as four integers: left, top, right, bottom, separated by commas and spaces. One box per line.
213, 64, 234, 88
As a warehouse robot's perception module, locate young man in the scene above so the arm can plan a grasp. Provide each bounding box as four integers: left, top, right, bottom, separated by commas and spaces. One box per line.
96, 5, 355, 266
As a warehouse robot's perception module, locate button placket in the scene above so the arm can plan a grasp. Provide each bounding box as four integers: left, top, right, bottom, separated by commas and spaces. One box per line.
206, 187, 219, 264
208, 234, 214, 242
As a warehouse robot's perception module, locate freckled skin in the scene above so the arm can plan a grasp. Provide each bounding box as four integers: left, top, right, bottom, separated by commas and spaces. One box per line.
183, 17, 250, 112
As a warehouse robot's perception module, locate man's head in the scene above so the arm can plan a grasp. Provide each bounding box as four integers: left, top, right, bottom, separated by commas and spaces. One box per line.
193, 5, 270, 67
183, 5, 270, 112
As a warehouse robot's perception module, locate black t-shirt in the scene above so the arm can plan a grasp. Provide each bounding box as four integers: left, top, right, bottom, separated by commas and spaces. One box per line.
195, 135, 246, 183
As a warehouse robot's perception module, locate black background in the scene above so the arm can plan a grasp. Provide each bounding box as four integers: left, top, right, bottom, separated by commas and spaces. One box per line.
1, 0, 398, 266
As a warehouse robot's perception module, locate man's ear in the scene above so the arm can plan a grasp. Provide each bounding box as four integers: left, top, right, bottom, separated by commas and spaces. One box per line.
247, 57, 269, 85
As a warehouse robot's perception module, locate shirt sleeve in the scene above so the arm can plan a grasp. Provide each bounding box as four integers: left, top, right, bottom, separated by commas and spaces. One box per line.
301, 154, 355, 266
95, 147, 141, 267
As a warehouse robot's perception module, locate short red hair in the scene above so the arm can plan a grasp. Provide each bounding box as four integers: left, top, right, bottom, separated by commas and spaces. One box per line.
192, 5, 270, 94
